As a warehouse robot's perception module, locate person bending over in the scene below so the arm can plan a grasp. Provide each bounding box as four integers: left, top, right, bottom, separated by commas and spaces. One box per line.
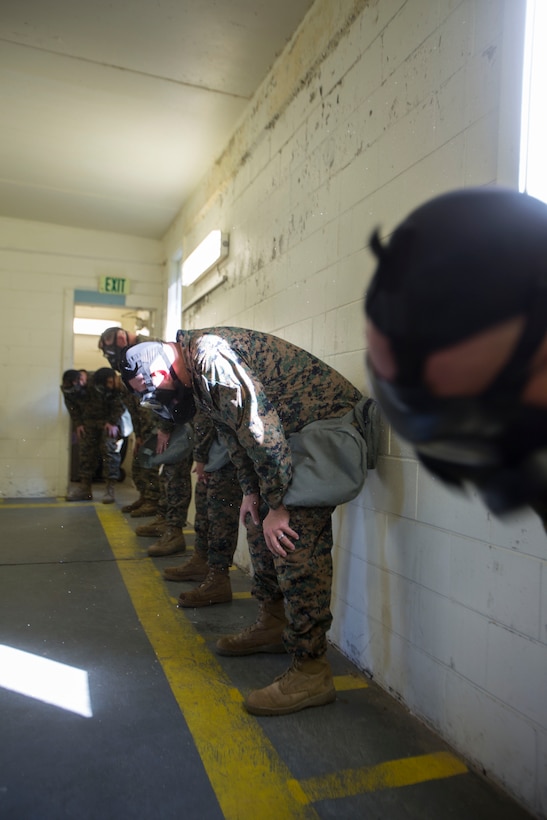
364, 187, 547, 524
120, 328, 367, 716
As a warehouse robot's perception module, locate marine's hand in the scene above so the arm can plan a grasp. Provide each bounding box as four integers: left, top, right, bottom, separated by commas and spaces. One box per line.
156, 430, 170, 454
240, 492, 260, 527
193, 462, 208, 484
263, 505, 299, 558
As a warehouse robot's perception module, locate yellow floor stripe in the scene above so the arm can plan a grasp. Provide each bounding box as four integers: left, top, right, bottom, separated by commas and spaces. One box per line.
95, 505, 317, 820
333, 674, 368, 691
5, 500, 471, 812
1, 499, 83, 508
289, 751, 467, 803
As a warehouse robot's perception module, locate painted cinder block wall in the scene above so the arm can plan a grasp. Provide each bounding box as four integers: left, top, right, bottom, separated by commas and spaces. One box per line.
0, 217, 164, 498
164, 0, 546, 815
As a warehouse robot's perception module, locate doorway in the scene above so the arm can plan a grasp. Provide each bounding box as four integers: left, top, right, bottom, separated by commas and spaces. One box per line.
73, 304, 154, 371
68, 302, 155, 486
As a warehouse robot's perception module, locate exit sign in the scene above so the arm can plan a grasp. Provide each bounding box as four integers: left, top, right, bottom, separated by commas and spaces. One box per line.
99, 276, 130, 295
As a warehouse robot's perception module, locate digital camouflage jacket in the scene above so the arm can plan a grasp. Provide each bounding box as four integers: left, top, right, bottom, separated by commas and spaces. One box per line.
176, 327, 361, 509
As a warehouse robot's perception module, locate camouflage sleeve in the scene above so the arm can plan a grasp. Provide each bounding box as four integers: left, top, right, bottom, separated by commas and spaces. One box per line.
192, 408, 217, 463
60, 388, 83, 427
108, 390, 126, 426
156, 417, 176, 436
205, 359, 292, 509
122, 390, 143, 437
217, 427, 261, 498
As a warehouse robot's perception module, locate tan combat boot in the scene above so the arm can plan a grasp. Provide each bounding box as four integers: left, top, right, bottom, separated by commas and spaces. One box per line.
177, 566, 231, 608
163, 552, 209, 582
66, 482, 93, 501
130, 501, 158, 518
101, 481, 115, 504
244, 655, 336, 716
147, 526, 186, 557
215, 598, 287, 656
135, 515, 167, 537
121, 495, 145, 513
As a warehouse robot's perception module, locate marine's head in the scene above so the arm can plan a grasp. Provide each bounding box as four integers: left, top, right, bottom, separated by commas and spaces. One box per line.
364, 187, 547, 514
98, 327, 133, 371
61, 369, 81, 391
93, 367, 117, 392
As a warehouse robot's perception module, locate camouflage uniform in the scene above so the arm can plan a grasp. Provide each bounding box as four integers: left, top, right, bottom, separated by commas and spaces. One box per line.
151, 414, 193, 529
134, 329, 192, 527
69, 376, 125, 483
157, 453, 193, 528
193, 409, 240, 569
176, 328, 361, 658
60, 383, 85, 428
60, 379, 85, 482
123, 390, 161, 505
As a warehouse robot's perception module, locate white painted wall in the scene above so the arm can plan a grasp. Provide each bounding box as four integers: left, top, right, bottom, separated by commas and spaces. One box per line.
0, 217, 164, 498
164, 0, 546, 815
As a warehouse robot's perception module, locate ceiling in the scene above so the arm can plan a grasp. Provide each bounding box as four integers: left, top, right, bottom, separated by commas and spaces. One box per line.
0, 0, 315, 239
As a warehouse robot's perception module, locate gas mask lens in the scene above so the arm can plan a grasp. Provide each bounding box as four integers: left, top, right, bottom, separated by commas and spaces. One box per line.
102, 345, 123, 371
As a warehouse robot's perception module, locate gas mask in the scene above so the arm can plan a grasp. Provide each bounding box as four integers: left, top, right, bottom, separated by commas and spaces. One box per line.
101, 344, 124, 372
61, 383, 83, 397
61, 370, 83, 394
92, 367, 117, 397
366, 360, 547, 514
120, 341, 196, 424
365, 187, 547, 515
98, 328, 128, 372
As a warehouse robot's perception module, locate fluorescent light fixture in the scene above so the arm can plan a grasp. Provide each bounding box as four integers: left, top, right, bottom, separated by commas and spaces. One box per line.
73, 318, 121, 336
182, 230, 229, 286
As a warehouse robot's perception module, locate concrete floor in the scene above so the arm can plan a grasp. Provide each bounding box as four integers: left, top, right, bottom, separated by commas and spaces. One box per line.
0, 485, 536, 820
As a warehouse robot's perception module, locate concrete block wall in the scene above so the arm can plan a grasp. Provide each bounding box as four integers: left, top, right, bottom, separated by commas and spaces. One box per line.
0, 217, 164, 498
164, 0, 546, 814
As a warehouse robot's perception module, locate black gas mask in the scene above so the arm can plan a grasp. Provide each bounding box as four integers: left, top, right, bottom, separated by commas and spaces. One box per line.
101, 344, 125, 372
61, 383, 83, 397
61, 369, 83, 395
365, 187, 547, 516
366, 360, 547, 514
98, 327, 129, 372
92, 367, 117, 396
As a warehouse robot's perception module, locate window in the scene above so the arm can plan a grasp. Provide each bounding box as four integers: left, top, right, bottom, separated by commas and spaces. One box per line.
519, 0, 547, 202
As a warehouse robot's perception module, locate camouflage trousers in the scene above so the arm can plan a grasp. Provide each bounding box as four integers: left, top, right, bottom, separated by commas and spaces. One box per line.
131, 456, 161, 504
245, 502, 335, 659
131, 415, 161, 503
78, 420, 121, 482
194, 461, 241, 569
157, 455, 193, 528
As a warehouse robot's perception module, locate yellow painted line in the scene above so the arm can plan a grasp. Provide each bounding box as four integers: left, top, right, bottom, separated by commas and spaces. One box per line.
288, 751, 467, 804
0, 499, 91, 509
334, 674, 368, 691
95, 505, 317, 820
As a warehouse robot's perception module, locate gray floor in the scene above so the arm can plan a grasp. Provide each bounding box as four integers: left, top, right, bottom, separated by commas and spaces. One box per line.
0, 486, 535, 820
